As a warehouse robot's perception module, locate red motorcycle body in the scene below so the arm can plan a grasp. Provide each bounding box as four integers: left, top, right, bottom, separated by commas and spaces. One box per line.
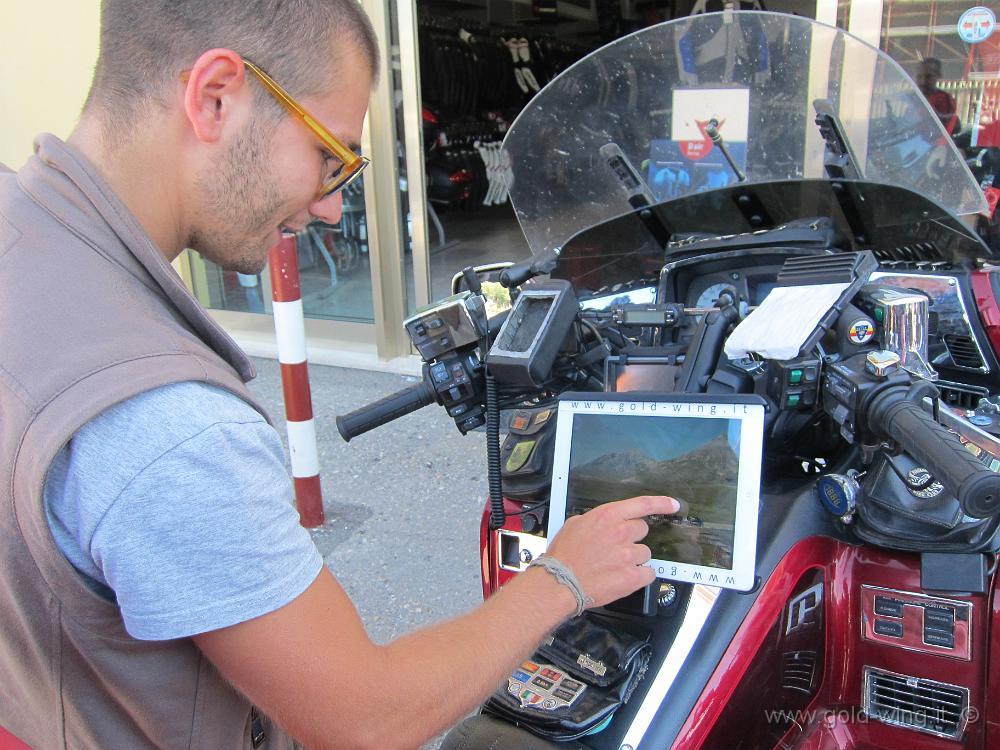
481, 500, 998, 749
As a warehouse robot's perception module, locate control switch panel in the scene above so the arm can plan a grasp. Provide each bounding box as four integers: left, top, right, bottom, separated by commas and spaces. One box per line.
861, 586, 971, 660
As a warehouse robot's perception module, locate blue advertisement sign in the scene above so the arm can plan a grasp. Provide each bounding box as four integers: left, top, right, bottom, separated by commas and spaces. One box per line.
647, 139, 748, 202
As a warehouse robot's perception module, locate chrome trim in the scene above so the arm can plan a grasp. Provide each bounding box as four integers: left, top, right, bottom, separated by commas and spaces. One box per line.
860, 585, 972, 661
873, 289, 937, 380
862, 666, 971, 740
930, 400, 1000, 458
870, 272, 990, 374
496, 530, 548, 573
579, 286, 657, 311
618, 585, 721, 749
862, 585, 973, 609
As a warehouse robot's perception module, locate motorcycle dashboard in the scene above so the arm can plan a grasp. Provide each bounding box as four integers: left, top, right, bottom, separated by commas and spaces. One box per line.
685, 271, 781, 312
657, 250, 797, 315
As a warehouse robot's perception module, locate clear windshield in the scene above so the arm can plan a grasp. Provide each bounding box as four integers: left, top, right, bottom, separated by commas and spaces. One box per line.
501, 12, 987, 259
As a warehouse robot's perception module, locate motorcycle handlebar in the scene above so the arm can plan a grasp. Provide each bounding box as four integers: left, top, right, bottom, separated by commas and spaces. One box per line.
336, 377, 438, 442
867, 390, 1000, 518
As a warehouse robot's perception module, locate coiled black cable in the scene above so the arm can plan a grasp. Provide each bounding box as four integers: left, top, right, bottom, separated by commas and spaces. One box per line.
486, 370, 505, 529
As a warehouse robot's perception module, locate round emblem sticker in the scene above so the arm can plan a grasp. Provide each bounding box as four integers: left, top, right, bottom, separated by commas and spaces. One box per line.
848, 319, 876, 345
958, 7, 996, 44
907, 467, 945, 499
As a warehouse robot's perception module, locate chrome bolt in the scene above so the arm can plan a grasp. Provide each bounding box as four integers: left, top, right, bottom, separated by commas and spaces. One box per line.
948, 278, 957, 286
519, 549, 533, 564
621, 745, 635, 750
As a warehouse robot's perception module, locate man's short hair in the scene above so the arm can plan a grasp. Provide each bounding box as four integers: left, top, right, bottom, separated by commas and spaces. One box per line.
85, 0, 379, 138
921, 57, 943, 75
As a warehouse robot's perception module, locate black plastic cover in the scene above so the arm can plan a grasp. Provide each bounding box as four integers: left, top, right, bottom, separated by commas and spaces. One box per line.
487, 281, 578, 387
920, 552, 988, 594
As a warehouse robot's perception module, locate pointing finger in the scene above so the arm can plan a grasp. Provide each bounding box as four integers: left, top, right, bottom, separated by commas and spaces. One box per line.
607, 495, 680, 520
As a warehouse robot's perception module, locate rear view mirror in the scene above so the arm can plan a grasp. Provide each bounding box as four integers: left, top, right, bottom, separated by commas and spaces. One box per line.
451, 263, 514, 317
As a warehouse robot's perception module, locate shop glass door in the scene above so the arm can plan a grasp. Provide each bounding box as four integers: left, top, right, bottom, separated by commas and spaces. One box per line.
404, 0, 840, 313
187, 180, 376, 324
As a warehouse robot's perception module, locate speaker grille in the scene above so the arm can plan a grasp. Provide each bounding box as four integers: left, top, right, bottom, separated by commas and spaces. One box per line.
781, 650, 818, 694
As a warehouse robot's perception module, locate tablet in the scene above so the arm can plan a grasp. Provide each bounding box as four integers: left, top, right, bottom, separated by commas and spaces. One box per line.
546, 393, 765, 591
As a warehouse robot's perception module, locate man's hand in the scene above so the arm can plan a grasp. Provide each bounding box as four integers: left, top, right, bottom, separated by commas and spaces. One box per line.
192, 495, 678, 749
544, 495, 679, 609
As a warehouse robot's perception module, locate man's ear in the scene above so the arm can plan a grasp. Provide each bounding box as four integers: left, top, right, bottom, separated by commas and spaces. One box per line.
182, 49, 248, 143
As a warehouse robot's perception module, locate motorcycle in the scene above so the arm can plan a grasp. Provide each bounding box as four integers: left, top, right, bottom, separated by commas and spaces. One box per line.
337, 12, 1000, 750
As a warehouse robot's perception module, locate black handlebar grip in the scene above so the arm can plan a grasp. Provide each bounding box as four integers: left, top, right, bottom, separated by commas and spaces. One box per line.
336, 379, 438, 442
868, 392, 1000, 518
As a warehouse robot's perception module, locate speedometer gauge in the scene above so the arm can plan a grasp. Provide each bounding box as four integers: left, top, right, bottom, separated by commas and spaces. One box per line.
695, 283, 738, 309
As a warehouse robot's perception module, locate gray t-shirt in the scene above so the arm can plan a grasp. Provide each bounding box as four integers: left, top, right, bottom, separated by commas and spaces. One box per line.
43, 381, 323, 641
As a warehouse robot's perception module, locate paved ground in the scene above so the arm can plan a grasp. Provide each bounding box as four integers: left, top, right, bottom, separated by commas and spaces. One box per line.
248, 357, 488, 748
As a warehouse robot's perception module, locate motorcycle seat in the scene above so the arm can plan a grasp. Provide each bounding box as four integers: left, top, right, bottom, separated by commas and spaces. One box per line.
439, 715, 588, 750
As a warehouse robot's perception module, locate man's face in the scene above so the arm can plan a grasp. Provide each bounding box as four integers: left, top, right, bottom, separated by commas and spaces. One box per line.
191, 47, 372, 275
917, 62, 940, 96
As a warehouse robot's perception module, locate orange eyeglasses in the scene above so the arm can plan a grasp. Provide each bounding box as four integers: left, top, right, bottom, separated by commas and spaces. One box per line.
242, 59, 369, 199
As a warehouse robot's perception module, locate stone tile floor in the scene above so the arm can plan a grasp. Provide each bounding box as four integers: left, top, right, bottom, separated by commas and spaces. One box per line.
249, 357, 488, 748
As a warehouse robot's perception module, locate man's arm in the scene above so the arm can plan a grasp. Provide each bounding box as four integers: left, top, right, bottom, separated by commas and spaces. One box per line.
194, 494, 676, 750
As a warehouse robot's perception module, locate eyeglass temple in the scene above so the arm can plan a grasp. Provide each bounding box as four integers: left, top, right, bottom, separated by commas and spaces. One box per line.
242, 59, 361, 168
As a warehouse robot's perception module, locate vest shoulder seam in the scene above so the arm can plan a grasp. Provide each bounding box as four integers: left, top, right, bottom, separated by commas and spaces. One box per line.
0, 364, 33, 408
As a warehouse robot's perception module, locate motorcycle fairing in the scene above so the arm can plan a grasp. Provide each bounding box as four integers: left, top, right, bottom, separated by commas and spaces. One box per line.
551, 181, 989, 300
482, 463, 993, 749
672, 539, 991, 749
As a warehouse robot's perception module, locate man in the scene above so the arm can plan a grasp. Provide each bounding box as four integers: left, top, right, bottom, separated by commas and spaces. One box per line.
0, 2, 675, 749
916, 57, 961, 136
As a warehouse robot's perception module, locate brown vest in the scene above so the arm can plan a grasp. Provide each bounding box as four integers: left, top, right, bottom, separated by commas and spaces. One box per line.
0, 135, 295, 749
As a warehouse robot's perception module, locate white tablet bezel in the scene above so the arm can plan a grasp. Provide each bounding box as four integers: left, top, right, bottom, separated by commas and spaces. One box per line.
545, 394, 765, 592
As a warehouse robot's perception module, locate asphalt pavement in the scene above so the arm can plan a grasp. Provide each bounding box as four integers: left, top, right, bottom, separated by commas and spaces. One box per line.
247, 356, 488, 748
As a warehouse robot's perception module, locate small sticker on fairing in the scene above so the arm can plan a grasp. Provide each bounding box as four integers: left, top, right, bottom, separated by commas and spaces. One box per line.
505, 439, 537, 473
847, 319, 876, 345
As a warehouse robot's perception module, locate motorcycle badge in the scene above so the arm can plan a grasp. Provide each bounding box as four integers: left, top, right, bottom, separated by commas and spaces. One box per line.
507, 661, 586, 710
576, 653, 607, 677
848, 319, 876, 345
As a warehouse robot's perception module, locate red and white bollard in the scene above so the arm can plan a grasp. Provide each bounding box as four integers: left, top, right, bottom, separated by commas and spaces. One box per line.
268, 234, 325, 528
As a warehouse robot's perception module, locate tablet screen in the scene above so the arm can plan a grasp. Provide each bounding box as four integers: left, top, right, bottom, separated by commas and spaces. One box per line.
547, 394, 765, 591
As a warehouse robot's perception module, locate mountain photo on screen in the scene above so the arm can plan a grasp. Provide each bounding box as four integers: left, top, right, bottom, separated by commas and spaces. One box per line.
566, 414, 740, 569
